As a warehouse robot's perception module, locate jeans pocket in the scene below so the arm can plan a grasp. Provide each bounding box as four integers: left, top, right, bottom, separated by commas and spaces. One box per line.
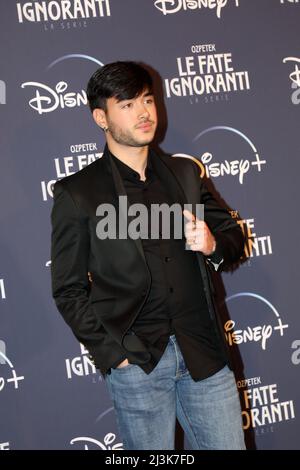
113, 363, 135, 372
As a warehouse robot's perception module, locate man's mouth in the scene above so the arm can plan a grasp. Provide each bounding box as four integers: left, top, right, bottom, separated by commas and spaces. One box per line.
136, 121, 153, 130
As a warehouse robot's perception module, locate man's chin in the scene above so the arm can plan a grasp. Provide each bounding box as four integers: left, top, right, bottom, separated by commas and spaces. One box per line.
132, 137, 154, 147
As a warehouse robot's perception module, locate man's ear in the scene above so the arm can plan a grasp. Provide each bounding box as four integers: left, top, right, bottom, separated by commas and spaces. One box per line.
92, 108, 107, 130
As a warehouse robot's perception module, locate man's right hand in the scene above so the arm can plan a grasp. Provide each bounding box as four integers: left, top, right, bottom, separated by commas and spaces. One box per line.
116, 358, 130, 368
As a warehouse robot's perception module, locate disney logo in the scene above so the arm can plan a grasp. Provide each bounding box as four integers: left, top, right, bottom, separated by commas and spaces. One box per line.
70, 434, 123, 450
283, 57, 300, 88
21, 81, 87, 115
224, 320, 273, 350
224, 314, 289, 351
174, 150, 266, 184
201, 151, 250, 184
224, 293, 289, 351
154, 0, 239, 19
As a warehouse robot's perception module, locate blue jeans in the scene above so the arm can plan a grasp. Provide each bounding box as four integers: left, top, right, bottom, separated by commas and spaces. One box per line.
105, 335, 245, 450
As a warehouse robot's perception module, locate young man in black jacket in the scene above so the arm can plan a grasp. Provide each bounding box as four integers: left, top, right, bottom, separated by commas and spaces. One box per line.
51, 61, 245, 450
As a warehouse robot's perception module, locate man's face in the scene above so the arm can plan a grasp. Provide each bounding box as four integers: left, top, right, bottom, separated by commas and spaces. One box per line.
104, 89, 157, 148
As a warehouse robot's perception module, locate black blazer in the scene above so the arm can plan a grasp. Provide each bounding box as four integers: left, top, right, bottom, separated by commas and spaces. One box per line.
51, 146, 244, 375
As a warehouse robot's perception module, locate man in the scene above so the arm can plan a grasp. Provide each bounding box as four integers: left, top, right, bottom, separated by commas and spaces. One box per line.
51, 61, 246, 450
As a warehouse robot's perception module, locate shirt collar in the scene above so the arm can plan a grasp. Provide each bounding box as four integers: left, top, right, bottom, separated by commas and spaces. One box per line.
109, 149, 154, 183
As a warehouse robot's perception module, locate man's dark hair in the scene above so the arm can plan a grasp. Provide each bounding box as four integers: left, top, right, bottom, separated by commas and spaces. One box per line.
86, 61, 153, 112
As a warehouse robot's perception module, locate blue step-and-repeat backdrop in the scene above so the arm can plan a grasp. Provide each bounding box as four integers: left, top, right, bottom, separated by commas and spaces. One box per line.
0, 0, 299, 450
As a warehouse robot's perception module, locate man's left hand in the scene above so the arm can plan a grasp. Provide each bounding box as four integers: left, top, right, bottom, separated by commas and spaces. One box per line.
183, 209, 216, 256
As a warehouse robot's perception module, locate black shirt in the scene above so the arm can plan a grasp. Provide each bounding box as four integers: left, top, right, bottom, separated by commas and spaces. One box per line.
110, 152, 227, 380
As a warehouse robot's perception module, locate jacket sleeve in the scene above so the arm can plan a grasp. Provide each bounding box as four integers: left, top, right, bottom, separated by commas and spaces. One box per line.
50, 181, 105, 356
197, 172, 245, 270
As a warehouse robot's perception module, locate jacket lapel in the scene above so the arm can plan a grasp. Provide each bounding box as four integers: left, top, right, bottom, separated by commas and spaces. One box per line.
103, 146, 148, 264
152, 151, 186, 205
151, 150, 201, 217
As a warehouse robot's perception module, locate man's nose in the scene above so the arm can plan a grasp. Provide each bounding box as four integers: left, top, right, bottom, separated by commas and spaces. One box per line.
138, 104, 150, 119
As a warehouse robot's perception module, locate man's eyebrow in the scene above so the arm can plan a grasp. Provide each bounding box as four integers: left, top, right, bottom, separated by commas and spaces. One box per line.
116, 91, 154, 103
142, 91, 154, 97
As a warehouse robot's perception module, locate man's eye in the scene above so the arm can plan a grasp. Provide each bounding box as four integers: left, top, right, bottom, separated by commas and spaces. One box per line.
145, 98, 153, 104
122, 103, 132, 109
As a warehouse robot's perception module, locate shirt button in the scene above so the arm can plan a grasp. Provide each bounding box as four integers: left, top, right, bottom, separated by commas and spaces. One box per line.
165, 257, 171, 262
169, 287, 174, 293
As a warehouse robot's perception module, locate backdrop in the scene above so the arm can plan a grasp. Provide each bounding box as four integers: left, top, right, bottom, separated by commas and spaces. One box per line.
0, 0, 299, 450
